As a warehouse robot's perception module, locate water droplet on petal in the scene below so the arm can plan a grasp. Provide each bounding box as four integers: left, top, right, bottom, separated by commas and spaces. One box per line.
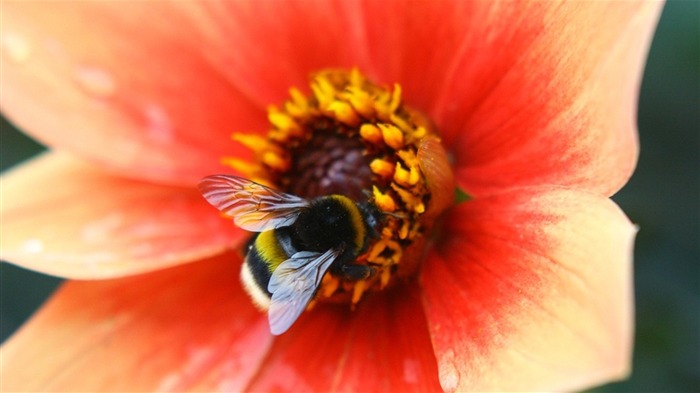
74, 65, 116, 97
438, 348, 461, 393
2, 32, 32, 63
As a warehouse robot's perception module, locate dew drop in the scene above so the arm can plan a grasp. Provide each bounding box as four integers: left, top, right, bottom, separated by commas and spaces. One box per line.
74, 65, 116, 97
438, 349, 461, 393
2, 32, 32, 63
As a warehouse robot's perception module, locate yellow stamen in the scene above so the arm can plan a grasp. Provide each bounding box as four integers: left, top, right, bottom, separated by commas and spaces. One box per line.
262, 151, 289, 172
360, 124, 383, 145
373, 186, 397, 212
352, 280, 368, 304
370, 158, 395, 179
392, 184, 425, 214
269, 109, 303, 138
221, 157, 257, 177
393, 161, 421, 187
231, 133, 270, 154
320, 274, 340, 298
227, 69, 447, 307
326, 101, 359, 126
390, 113, 414, 135
379, 124, 404, 149
343, 86, 375, 118
311, 76, 336, 109
380, 268, 392, 289
284, 87, 309, 118
398, 220, 410, 240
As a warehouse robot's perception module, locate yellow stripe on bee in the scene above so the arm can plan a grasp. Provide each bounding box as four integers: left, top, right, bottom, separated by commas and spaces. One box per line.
255, 231, 288, 271
330, 195, 366, 252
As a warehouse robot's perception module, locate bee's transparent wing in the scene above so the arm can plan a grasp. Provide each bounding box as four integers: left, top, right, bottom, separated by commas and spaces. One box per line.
267, 248, 341, 335
198, 175, 310, 232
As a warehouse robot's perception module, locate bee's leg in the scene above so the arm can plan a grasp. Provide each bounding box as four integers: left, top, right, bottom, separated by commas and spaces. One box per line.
339, 264, 374, 281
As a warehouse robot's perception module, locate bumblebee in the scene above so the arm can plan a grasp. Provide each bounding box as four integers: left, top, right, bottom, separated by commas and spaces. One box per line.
199, 175, 381, 335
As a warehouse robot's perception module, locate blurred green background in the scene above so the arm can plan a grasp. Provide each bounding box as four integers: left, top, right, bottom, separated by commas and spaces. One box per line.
2, 1, 698, 391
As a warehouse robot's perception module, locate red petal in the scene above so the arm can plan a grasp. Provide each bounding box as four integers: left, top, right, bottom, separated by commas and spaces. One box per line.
2, 2, 267, 186
437, 2, 662, 196
1, 253, 272, 392
421, 187, 636, 391
1, 153, 242, 278
247, 282, 441, 392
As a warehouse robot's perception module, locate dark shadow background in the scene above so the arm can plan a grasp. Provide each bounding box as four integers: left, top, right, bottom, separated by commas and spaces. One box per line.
2, 1, 698, 391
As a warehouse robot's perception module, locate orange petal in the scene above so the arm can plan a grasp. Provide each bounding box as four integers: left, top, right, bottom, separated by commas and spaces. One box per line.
246, 282, 441, 392
1, 253, 273, 392
437, 2, 662, 196
2, 2, 268, 186
420, 187, 636, 391
1, 153, 242, 279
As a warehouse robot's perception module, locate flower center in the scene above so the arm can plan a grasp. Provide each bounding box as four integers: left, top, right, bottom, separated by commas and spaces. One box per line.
225, 69, 451, 305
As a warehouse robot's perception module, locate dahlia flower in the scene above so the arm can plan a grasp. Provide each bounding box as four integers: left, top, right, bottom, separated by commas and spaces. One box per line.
1, 1, 661, 391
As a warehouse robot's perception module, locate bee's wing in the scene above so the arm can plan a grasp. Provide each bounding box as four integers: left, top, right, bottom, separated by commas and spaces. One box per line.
198, 175, 310, 232
267, 248, 341, 335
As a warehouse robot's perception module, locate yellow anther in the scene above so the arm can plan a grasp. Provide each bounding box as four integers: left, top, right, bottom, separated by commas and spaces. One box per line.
379, 123, 405, 149
412, 126, 427, 140
392, 184, 425, 214
380, 268, 392, 289
352, 280, 368, 304
360, 124, 383, 145
320, 274, 340, 298
284, 87, 310, 118
343, 86, 375, 118
393, 162, 412, 187
311, 77, 336, 109
368, 240, 387, 261
390, 113, 413, 134
326, 101, 359, 126
262, 151, 289, 172
397, 149, 420, 168
369, 237, 402, 264
231, 133, 269, 154
349, 68, 364, 87
373, 186, 397, 212
268, 129, 292, 143
389, 243, 403, 263
220, 157, 258, 177
268, 111, 302, 135
398, 219, 410, 240
408, 165, 421, 186
389, 83, 402, 113
370, 158, 395, 179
